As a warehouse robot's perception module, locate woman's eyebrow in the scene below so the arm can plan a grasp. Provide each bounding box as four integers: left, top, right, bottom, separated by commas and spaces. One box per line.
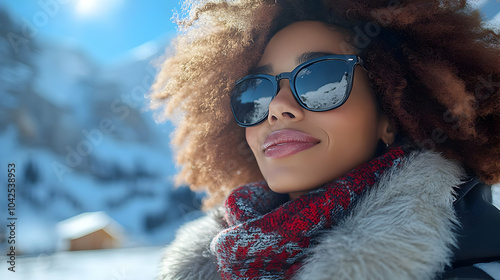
297, 51, 336, 64
248, 51, 335, 74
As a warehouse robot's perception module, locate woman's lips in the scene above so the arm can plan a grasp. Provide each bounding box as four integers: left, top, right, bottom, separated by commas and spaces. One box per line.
263, 129, 320, 158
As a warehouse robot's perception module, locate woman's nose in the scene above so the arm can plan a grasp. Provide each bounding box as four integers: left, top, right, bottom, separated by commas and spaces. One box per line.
267, 79, 305, 125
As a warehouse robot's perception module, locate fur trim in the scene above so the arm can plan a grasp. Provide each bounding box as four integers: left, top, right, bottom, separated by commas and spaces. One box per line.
156, 209, 224, 280
157, 150, 466, 280
294, 150, 466, 280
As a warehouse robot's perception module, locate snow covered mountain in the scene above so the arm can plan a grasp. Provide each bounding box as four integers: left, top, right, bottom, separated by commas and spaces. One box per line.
0, 11, 202, 256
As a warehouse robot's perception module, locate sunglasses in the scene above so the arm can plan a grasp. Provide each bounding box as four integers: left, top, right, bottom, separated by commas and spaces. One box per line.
230, 54, 363, 127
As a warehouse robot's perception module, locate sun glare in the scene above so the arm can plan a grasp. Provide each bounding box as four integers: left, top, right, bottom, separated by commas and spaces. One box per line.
75, 0, 121, 18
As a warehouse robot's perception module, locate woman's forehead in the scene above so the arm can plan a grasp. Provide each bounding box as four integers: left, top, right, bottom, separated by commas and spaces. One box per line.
257, 21, 357, 70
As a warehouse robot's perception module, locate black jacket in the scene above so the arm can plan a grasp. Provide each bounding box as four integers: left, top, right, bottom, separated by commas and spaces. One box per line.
443, 178, 500, 279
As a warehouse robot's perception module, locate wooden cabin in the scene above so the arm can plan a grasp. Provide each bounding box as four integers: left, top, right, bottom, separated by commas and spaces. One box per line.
57, 211, 125, 251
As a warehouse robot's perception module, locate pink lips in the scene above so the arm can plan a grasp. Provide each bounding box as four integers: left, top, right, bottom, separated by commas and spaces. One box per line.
263, 129, 320, 158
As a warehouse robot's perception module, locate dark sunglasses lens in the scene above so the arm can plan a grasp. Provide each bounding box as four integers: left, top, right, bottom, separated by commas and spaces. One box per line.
295, 60, 350, 110
231, 77, 274, 126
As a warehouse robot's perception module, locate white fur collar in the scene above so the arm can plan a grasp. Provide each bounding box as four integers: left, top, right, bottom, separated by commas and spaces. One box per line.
157, 150, 465, 280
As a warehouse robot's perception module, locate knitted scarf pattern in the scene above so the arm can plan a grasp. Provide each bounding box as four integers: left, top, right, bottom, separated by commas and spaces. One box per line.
210, 147, 406, 279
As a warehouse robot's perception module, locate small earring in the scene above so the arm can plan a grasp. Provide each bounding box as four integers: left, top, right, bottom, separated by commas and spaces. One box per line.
386, 143, 389, 148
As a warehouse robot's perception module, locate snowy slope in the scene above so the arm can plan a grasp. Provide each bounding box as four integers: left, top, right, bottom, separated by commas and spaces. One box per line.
0, 246, 165, 280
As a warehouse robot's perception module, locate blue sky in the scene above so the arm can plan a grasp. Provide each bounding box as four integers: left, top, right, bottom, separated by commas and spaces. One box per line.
0, 0, 182, 64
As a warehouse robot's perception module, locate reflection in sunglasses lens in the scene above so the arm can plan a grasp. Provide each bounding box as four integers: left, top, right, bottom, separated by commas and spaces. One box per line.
234, 78, 273, 125
295, 60, 349, 110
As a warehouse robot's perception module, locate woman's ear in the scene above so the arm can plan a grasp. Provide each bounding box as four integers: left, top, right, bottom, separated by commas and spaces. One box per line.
378, 114, 396, 145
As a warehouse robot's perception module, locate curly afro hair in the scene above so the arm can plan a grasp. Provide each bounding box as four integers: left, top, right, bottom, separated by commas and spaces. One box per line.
150, 0, 500, 208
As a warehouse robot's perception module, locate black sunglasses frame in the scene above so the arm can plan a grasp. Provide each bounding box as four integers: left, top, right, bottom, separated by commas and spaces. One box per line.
230, 54, 364, 127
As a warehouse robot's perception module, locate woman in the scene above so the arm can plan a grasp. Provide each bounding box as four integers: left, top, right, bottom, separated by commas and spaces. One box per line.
150, 0, 500, 279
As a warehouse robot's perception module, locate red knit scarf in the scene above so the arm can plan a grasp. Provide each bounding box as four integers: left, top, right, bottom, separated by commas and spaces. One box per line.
210, 147, 406, 279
